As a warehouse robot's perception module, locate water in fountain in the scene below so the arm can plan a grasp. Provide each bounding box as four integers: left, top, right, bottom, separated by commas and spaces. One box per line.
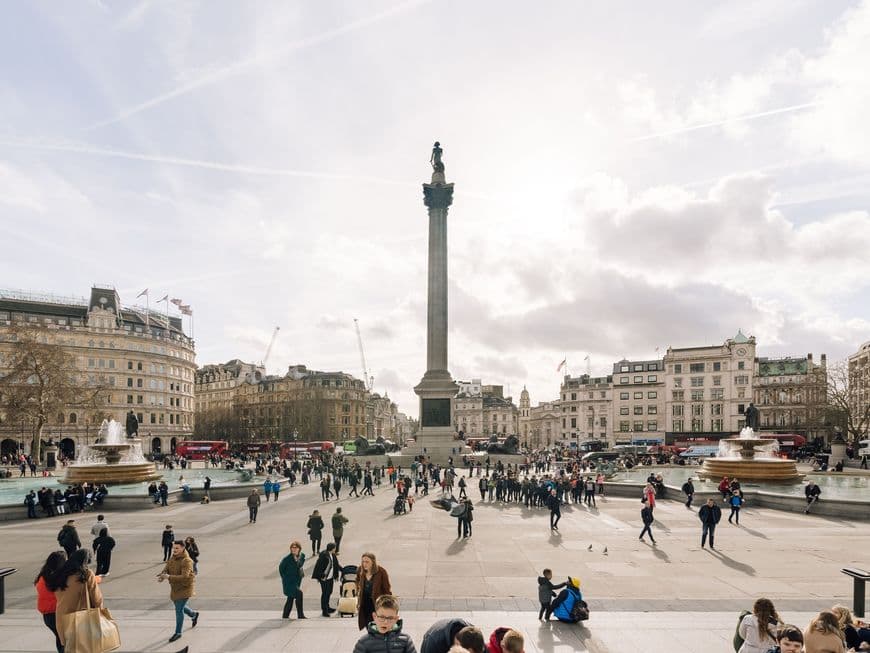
717, 427, 779, 459
65, 417, 159, 483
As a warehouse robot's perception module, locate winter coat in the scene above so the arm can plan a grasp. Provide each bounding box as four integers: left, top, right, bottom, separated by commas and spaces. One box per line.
57, 525, 81, 550
419, 617, 471, 653
356, 567, 392, 610
803, 627, 845, 653
161, 529, 174, 547
93, 533, 116, 556
699, 503, 722, 525
307, 515, 324, 539
312, 551, 340, 582
332, 512, 349, 537
55, 570, 103, 645
487, 626, 512, 653
162, 550, 195, 600
247, 492, 261, 508
641, 506, 654, 525
552, 586, 583, 623
537, 576, 567, 604
353, 619, 417, 653
279, 552, 305, 596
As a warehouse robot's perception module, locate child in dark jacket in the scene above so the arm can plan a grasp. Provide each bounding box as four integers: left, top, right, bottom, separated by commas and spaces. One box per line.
537, 569, 567, 620
353, 594, 417, 653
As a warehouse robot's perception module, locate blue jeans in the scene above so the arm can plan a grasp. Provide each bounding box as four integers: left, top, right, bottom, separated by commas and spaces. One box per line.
173, 598, 196, 634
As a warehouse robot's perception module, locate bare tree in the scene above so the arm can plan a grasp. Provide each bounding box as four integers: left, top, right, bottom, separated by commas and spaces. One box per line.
194, 407, 241, 441
0, 326, 107, 462
825, 359, 870, 442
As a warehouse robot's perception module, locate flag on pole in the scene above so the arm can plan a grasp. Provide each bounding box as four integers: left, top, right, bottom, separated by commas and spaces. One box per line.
556, 358, 567, 372
170, 298, 183, 306
584, 354, 590, 361
136, 288, 149, 298
157, 294, 169, 302
180, 305, 192, 316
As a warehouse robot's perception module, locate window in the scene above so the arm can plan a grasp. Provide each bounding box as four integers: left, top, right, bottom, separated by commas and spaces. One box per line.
648, 391, 658, 399
672, 390, 684, 401
691, 418, 703, 432
634, 392, 643, 399
738, 361, 745, 370
713, 362, 721, 372
150, 413, 156, 424
712, 419, 723, 431
88, 358, 95, 368
712, 376, 722, 386
137, 378, 143, 388
712, 403, 723, 416
690, 363, 705, 373
673, 419, 684, 431
600, 391, 606, 398
647, 374, 657, 382
620, 377, 629, 384
738, 403, 745, 414
647, 421, 657, 431
588, 392, 593, 399
620, 365, 629, 373
691, 404, 704, 416
674, 364, 682, 373
691, 377, 704, 387
98, 359, 105, 368
647, 363, 657, 371
69, 413, 77, 424
648, 405, 657, 414
599, 417, 607, 428
633, 421, 644, 432
127, 394, 133, 404
691, 390, 704, 401
674, 377, 683, 388
570, 418, 577, 428
634, 406, 643, 415
673, 404, 684, 416
137, 395, 143, 404
634, 364, 643, 371
620, 407, 629, 415
571, 393, 577, 400
137, 362, 142, 371
619, 421, 630, 432
737, 387, 746, 399
711, 388, 724, 400
735, 375, 749, 385
634, 376, 643, 383
108, 359, 115, 369
620, 392, 629, 400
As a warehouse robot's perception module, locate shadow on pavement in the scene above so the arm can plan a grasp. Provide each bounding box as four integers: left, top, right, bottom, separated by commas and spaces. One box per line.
707, 549, 756, 576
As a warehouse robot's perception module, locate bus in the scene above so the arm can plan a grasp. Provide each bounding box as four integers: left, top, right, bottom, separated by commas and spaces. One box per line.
175, 440, 228, 460
279, 440, 335, 459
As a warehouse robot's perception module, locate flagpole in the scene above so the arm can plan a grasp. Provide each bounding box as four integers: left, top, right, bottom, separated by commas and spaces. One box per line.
145, 292, 150, 332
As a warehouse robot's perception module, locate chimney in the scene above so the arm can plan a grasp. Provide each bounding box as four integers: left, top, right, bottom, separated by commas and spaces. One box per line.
821, 354, 827, 368
807, 353, 813, 363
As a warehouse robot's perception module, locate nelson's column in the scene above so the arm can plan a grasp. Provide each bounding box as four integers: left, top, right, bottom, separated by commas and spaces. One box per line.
412, 142, 468, 462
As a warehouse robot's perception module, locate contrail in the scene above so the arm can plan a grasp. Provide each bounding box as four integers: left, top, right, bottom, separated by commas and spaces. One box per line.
83, 0, 431, 131
0, 139, 417, 188
626, 101, 822, 143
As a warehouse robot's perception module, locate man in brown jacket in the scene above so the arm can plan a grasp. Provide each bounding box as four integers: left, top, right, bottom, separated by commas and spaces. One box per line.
247, 489, 261, 523
158, 540, 200, 643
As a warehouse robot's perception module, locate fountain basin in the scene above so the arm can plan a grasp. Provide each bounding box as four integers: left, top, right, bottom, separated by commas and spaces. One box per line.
698, 457, 802, 481
63, 462, 161, 485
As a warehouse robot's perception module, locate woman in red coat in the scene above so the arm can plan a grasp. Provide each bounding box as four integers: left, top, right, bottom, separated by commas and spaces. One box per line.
34, 551, 67, 653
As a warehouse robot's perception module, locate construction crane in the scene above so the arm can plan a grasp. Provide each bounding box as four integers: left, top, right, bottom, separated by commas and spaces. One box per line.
353, 318, 374, 391
260, 326, 280, 370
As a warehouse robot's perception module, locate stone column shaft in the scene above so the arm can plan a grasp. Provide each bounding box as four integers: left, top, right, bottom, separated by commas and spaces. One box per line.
427, 206, 448, 373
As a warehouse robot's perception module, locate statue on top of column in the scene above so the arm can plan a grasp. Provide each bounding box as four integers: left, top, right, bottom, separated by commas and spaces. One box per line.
430, 141, 444, 173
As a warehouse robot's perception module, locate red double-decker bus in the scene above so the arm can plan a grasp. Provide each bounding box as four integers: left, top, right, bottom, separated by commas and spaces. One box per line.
279, 440, 335, 459
175, 440, 228, 460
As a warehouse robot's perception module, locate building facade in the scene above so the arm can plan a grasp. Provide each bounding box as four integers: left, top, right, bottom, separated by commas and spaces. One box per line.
611, 358, 666, 444
526, 400, 561, 449
0, 287, 196, 460
195, 360, 265, 414
559, 374, 613, 444
454, 381, 518, 437
663, 331, 756, 444
755, 354, 827, 439
848, 341, 870, 438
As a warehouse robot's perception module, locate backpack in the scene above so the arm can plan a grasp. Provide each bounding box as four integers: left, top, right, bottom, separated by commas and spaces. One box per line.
570, 599, 590, 621
733, 610, 751, 652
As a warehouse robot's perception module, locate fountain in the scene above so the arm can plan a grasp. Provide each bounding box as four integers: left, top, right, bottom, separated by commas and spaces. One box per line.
698, 427, 802, 481
63, 419, 161, 484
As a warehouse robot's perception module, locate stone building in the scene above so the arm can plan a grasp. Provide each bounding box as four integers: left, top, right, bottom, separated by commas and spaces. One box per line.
559, 374, 613, 444
0, 287, 196, 460
663, 330, 756, 443
195, 359, 264, 413
848, 341, 870, 438
366, 392, 398, 440
755, 354, 827, 439
611, 358, 666, 444
454, 380, 518, 437
232, 365, 368, 443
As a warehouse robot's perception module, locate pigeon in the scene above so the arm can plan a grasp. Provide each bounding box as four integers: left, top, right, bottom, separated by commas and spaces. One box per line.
603, 547, 608, 554
587, 544, 593, 551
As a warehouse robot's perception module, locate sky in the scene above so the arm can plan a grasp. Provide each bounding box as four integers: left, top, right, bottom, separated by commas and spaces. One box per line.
1, 0, 869, 418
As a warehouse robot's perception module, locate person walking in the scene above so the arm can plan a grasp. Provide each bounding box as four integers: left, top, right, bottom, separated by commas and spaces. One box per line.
356, 552, 392, 631
185, 536, 200, 575
547, 488, 561, 531
56, 520, 81, 557
584, 477, 596, 507
458, 476, 467, 499
161, 524, 175, 561
461, 498, 474, 538
699, 498, 722, 549
90, 514, 109, 541
332, 507, 349, 554
273, 479, 281, 501
247, 489, 261, 523
203, 475, 211, 500
263, 478, 273, 502
313, 542, 340, 617
321, 475, 333, 501
363, 472, 374, 496
34, 550, 66, 653
333, 475, 342, 500
279, 540, 306, 620
48, 549, 104, 652
681, 478, 695, 508
639, 498, 656, 544
158, 540, 200, 643
93, 527, 116, 576
728, 491, 743, 525
307, 509, 325, 555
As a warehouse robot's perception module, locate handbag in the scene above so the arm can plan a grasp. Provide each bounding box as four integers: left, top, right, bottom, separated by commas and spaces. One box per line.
60, 577, 121, 653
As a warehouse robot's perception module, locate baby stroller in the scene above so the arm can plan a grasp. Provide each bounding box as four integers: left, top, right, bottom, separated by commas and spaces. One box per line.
337, 565, 358, 618
393, 494, 406, 515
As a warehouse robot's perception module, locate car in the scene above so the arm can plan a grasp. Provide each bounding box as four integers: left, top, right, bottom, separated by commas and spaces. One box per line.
581, 451, 621, 462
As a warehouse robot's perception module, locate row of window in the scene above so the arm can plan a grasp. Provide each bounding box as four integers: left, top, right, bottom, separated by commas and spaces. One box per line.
563, 417, 608, 429
618, 421, 658, 432
618, 363, 660, 372
672, 419, 726, 432
619, 391, 658, 400
673, 403, 726, 416
673, 361, 738, 373
619, 375, 658, 384
561, 391, 609, 400
619, 405, 657, 415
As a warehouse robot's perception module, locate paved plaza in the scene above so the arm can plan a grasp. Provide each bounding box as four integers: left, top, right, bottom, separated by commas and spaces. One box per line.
0, 471, 866, 652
